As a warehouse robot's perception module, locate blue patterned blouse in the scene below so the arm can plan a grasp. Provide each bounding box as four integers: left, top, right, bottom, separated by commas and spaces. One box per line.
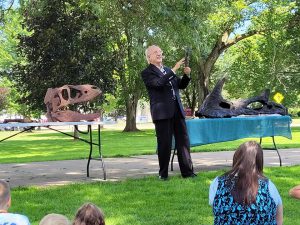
212, 176, 277, 225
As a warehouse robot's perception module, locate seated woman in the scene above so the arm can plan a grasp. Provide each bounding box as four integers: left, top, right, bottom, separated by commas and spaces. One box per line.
209, 141, 283, 225
289, 185, 300, 199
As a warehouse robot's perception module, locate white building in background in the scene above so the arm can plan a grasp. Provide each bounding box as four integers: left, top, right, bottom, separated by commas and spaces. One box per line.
136, 100, 152, 123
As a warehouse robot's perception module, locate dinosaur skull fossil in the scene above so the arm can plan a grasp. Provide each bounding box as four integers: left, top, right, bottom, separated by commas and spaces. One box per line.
44, 84, 101, 122
195, 78, 288, 118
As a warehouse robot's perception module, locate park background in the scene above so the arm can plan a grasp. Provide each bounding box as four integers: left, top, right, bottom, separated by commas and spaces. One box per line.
1, 0, 300, 225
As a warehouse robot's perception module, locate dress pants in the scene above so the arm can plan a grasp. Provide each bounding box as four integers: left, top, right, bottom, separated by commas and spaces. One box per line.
154, 101, 194, 178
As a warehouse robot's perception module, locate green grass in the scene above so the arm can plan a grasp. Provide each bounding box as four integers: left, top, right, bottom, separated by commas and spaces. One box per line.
1, 127, 300, 163
9, 165, 300, 225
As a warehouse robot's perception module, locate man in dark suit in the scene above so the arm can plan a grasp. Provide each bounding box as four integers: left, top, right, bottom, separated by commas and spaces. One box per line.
141, 45, 196, 180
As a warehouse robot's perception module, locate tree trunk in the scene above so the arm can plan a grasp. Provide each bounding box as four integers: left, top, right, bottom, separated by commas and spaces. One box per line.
197, 54, 218, 106
191, 86, 197, 116
184, 81, 198, 116
197, 68, 210, 105
194, 30, 260, 109
123, 94, 140, 132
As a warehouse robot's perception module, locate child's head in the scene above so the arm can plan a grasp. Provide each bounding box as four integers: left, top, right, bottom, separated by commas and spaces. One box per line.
73, 203, 105, 225
39, 213, 70, 225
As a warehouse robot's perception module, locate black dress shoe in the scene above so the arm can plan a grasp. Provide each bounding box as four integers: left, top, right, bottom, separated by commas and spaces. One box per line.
158, 176, 168, 181
182, 173, 197, 179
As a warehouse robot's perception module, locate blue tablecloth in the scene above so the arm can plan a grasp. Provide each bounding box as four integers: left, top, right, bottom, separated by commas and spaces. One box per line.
186, 115, 292, 147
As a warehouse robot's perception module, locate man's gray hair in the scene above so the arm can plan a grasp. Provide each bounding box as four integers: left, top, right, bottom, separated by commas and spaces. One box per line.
0, 180, 10, 209
145, 45, 159, 63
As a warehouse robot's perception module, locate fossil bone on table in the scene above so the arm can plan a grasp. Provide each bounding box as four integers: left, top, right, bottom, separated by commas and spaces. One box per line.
195, 77, 288, 118
44, 84, 101, 122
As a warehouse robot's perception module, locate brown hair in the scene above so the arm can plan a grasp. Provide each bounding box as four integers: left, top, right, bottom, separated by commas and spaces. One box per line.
72, 203, 105, 225
0, 180, 10, 209
223, 141, 265, 204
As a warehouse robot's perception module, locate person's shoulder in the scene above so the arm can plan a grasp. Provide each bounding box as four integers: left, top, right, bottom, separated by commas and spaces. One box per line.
266, 178, 283, 205
267, 179, 278, 188
212, 176, 219, 182
141, 64, 152, 73
14, 213, 30, 225
209, 176, 220, 206
259, 177, 273, 186
210, 176, 220, 187
218, 174, 229, 182
0, 213, 30, 225
141, 67, 148, 74
141, 67, 151, 78
260, 177, 280, 196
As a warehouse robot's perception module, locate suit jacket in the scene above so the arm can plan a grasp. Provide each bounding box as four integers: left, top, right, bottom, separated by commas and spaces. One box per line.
141, 63, 190, 121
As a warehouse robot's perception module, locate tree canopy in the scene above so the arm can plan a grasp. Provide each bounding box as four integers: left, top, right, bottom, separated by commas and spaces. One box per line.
214, 0, 300, 106
12, 0, 117, 112
0, 0, 299, 127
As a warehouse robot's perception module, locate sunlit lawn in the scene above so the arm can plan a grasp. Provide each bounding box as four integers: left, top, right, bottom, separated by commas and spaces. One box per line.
0, 127, 300, 163
9, 165, 300, 225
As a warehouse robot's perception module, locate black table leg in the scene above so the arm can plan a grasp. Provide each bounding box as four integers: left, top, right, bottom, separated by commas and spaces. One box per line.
47, 125, 106, 179
87, 125, 92, 177
98, 124, 106, 180
0, 127, 35, 143
85, 124, 106, 179
260, 136, 282, 166
0, 123, 106, 179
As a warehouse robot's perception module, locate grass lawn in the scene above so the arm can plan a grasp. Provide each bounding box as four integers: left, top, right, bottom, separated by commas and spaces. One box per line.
0, 127, 300, 163
2, 122, 300, 224
9, 165, 300, 225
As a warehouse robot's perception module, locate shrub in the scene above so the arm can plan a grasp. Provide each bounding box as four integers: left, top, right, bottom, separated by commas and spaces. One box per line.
288, 108, 300, 118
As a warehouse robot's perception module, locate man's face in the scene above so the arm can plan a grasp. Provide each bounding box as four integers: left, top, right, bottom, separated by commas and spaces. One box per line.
147, 46, 163, 65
